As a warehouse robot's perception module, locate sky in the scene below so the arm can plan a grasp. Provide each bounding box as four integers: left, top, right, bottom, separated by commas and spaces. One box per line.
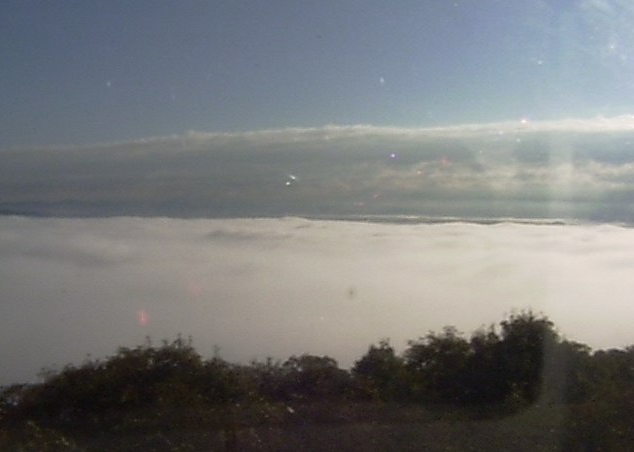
2, 1, 634, 385
2, 0, 634, 147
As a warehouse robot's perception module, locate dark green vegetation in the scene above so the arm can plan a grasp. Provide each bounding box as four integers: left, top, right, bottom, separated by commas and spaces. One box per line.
2, 311, 634, 451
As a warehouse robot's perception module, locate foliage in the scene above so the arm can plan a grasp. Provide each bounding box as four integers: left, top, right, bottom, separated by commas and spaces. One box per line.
7, 336, 249, 432
2, 311, 634, 451
352, 340, 409, 400
404, 326, 471, 403
0, 420, 77, 452
496, 311, 558, 404
401, 311, 569, 407
277, 354, 356, 401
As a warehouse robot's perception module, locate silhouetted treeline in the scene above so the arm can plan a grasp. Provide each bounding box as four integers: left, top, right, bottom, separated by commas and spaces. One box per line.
353, 311, 630, 409
2, 310, 634, 451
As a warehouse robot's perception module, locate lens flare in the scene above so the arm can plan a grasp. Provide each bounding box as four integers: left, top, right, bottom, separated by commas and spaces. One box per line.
137, 309, 149, 326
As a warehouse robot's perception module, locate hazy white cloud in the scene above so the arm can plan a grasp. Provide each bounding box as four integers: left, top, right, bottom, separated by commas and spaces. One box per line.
186, 115, 634, 142
1, 116, 634, 221
2, 216, 634, 385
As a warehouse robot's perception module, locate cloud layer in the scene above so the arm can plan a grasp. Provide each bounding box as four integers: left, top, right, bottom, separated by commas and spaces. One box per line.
2, 116, 634, 222
2, 216, 634, 385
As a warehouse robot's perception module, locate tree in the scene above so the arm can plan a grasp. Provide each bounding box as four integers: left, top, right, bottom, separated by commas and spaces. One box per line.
495, 311, 560, 405
461, 325, 506, 405
278, 354, 353, 401
352, 340, 408, 400
11, 336, 240, 429
404, 326, 471, 403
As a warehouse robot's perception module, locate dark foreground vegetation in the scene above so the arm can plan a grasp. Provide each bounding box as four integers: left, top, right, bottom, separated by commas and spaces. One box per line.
2, 311, 634, 451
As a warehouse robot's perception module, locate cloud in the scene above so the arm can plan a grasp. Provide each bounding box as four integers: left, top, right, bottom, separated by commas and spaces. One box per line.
1, 116, 634, 221
2, 216, 634, 385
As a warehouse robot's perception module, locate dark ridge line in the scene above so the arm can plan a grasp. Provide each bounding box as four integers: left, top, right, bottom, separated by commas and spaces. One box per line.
300, 214, 575, 227
1, 210, 631, 228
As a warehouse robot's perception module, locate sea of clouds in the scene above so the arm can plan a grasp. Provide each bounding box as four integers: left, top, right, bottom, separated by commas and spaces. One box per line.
2, 215, 634, 386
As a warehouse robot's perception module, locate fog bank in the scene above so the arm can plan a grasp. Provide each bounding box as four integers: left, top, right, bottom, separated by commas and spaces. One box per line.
2, 216, 634, 385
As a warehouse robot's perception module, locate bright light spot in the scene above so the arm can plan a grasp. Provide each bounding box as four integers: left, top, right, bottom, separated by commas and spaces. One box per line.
389, 153, 397, 159
379, 77, 385, 85
106, 80, 111, 88
285, 174, 298, 187
137, 309, 149, 326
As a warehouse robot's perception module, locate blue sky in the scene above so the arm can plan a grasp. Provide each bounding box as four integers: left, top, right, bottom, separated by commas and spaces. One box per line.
2, 0, 634, 147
